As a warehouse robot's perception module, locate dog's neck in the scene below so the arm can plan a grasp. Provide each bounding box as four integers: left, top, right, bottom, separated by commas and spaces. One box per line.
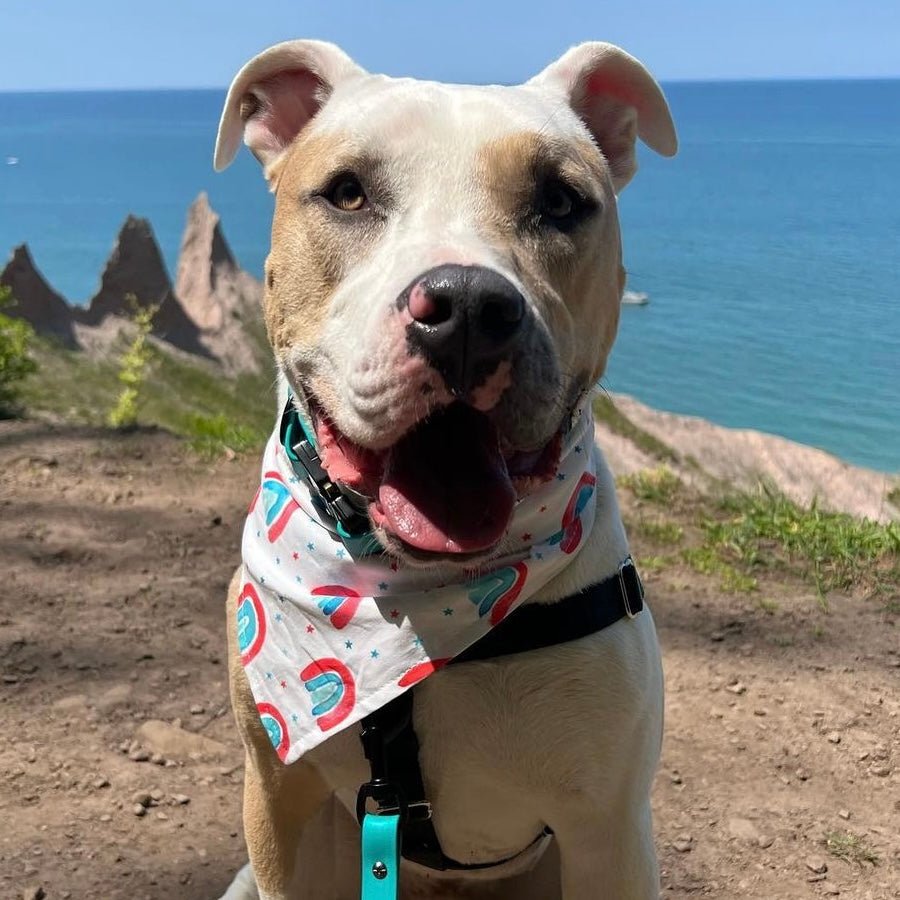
237, 385, 609, 762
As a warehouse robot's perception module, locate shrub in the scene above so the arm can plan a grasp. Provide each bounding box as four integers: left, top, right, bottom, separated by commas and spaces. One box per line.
0, 285, 38, 416
107, 297, 157, 429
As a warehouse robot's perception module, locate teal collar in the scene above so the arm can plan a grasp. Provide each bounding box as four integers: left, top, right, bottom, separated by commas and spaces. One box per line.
279, 395, 382, 558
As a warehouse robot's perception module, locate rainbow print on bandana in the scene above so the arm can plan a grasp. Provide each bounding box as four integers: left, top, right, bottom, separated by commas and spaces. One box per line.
257, 702, 290, 760
467, 561, 528, 625
548, 471, 596, 554
310, 585, 362, 629
237, 582, 267, 665
239, 397, 600, 763
300, 658, 356, 732
260, 470, 300, 542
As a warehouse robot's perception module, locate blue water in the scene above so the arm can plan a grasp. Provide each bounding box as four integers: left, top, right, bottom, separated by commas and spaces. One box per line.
1, 83, 898, 472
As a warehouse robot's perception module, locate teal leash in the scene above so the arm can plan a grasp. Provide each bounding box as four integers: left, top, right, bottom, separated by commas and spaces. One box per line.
361, 812, 401, 900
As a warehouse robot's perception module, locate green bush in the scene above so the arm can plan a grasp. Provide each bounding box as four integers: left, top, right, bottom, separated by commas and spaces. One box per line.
0, 285, 38, 416
107, 297, 157, 429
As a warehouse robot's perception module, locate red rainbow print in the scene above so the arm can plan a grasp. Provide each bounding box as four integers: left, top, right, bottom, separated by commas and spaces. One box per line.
300, 657, 356, 732
237, 583, 267, 665
310, 585, 363, 629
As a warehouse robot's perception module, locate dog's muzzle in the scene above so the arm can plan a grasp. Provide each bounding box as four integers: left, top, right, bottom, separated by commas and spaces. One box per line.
401, 264, 527, 397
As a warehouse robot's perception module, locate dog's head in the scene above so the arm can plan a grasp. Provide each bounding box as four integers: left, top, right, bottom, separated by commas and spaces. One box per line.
216, 40, 676, 566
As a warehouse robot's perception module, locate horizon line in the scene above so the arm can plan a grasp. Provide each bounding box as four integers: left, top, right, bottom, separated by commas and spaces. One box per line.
2, 73, 900, 94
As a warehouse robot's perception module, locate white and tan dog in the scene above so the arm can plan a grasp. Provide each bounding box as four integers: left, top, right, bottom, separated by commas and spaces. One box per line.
215, 38, 676, 900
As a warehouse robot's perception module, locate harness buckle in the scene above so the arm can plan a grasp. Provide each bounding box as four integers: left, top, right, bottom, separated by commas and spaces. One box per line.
618, 556, 645, 619
356, 779, 409, 826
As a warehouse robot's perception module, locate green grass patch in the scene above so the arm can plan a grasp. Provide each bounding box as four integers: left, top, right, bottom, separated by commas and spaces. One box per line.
888, 483, 900, 507
186, 413, 263, 457
681, 545, 758, 593
619, 466, 682, 504
704, 484, 899, 601
637, 518, 684, 544
593, 393, 677, 463
634, 554, 672, 573
825, 831, 879, 866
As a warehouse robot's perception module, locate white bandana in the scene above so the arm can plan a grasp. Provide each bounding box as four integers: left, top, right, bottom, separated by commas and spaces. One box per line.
238, 403, 598, 764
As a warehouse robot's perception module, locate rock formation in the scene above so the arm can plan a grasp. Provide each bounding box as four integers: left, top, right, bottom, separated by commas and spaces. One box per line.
2, 196, 266, 371
68, 214, 211, 359
174, 193, 265, 373
73, 215, 174, 326
0, 244, 76, 347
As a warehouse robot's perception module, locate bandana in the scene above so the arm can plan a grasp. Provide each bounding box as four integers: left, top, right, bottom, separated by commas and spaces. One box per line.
238, 402, 598, 764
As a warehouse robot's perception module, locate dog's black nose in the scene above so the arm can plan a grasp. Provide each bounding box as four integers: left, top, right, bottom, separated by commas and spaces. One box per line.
402, 264, 526, 396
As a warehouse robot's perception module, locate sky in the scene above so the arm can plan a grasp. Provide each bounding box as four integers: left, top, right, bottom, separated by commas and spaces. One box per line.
3, 0, 900, 91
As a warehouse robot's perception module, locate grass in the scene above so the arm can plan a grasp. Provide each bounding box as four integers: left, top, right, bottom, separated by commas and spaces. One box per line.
593, 393, 678, 463
618, 466, 682, 504
620, 467, 899, 602
888, 483, 900, 508
635, 554, 672, 573
19, 334, 273, 456
638, 518, 684, 544
186, 413, 263, 457
681, 545, 758, 593
706, 484, 900, 602
825, 830, 879, 866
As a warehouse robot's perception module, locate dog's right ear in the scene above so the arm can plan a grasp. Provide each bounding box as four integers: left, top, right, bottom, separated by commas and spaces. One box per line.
214, 40, 366, 175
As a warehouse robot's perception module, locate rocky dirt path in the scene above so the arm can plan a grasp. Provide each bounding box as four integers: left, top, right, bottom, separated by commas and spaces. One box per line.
1, 422, 897, 899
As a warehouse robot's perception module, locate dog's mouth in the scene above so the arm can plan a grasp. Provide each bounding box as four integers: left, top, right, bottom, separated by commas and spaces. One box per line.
311, 400, 561, 556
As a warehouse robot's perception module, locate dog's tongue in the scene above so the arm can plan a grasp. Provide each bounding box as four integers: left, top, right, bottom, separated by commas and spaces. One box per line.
378, 404, 515, 554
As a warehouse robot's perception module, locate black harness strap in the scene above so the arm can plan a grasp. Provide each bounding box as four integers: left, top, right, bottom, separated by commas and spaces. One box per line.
357, 558, 645, 872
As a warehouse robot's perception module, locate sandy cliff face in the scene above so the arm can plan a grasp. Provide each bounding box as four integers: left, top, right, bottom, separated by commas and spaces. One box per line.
599, 394, 898, 523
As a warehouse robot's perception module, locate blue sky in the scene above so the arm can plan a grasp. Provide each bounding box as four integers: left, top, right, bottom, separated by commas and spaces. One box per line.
3, 0, 899, 90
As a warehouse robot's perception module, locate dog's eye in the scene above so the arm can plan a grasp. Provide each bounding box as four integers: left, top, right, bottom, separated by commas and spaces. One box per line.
325, 174, 368, 212
537, 179, 595, 231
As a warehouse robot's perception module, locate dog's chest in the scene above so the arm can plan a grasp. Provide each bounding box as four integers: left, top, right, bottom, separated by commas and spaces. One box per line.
310, 632, 647, 862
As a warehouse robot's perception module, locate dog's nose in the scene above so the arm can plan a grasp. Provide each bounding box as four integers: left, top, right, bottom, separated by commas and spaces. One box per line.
403, 264, 526, 396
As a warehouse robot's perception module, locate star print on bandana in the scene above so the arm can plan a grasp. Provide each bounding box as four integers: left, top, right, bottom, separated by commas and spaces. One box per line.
239, 398, 598, 764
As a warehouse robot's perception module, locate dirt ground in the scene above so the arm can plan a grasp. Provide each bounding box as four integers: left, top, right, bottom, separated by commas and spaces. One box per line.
1, 420, 897, 899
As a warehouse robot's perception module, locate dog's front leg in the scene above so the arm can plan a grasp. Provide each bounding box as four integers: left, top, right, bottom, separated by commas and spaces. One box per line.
552, 801, 658, 900
241, 751, 331, 899
225, 571, 332, 899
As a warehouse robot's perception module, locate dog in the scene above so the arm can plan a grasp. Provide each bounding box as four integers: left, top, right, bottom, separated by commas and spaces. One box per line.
214, 38, 676, 900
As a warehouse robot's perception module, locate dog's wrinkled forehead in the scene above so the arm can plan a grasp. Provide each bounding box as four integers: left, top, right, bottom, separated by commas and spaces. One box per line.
315, 76, 587, 150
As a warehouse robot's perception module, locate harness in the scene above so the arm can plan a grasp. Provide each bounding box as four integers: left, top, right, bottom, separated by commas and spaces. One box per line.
278, 397, 645, 898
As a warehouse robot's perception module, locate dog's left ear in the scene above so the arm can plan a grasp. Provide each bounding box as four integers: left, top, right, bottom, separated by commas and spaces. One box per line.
527, 42, 677, 191
214, 39, 366, 175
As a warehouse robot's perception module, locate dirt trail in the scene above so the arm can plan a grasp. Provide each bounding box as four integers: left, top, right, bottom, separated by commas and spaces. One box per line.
1, 421, 897, 899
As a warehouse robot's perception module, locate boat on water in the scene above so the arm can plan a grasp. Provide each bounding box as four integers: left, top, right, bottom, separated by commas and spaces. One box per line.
5, 157, 19, 166
622, 290, 649, 306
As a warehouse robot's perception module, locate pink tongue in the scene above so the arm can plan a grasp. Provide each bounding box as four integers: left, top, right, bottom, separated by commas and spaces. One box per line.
378, 404, 515, 554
